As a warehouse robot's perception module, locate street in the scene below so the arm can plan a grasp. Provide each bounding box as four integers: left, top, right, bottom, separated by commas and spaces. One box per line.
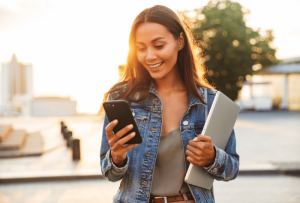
0, 174, 300, 203
0, 111, 299, 202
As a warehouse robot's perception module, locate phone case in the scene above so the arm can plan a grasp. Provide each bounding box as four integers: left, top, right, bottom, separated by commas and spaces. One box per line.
103, 100, 143, 144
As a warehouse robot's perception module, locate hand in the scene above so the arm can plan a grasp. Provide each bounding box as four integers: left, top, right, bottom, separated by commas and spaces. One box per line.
186, 134, 216, 167
105, 120, 138, 167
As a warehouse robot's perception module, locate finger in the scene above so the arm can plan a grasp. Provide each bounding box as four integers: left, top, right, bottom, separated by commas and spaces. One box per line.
186, 149, 201, 162
113, 124, 134, 142
117, 132, 136, 146
194, 134, 211, 142
188, 140, 203, 149
118, 143, 138, 155
187, 144, 201, 156
187, 156, 201, 166
105, 120, 118, 140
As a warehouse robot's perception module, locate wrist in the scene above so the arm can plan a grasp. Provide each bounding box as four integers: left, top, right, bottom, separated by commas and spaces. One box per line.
204, 160, 214, 167
205, 146, 216, 167
111, 151, 127, 167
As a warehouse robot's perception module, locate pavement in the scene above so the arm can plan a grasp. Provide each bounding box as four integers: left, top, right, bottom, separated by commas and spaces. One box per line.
0, 116, 103, 183
0, 111, 299, 183
0, 175, 299, 203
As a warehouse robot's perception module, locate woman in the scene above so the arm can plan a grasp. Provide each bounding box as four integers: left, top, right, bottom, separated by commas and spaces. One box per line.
100, 5, 239, 203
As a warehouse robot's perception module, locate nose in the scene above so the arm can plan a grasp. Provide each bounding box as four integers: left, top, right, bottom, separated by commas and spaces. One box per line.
146, 48, 157, 61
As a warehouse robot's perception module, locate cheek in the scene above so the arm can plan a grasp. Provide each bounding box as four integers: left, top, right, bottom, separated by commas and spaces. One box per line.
136, 53, 150, 72
161, 46, 178, 63
136, 53, 143, 64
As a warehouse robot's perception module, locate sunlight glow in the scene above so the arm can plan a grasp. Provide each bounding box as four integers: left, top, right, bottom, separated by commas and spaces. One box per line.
0, 0, 299, 114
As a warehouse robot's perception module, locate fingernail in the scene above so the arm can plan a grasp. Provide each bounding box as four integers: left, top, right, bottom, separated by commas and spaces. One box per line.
193, 137, 197, 141
131, 132, 136, 136
128, 124, 133, 129
113, 120, 118, 123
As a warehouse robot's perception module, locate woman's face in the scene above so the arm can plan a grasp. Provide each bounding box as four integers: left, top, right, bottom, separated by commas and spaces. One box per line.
135, 22, 184, 80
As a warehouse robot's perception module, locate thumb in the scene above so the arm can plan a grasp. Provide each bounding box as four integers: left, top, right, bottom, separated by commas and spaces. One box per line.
193, 134, 202, 141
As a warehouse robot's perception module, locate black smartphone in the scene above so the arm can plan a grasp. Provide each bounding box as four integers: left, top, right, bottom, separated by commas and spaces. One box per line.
103, 100, 143, 145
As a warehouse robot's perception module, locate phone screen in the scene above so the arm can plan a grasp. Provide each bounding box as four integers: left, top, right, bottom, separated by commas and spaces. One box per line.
103, 100, 143, 144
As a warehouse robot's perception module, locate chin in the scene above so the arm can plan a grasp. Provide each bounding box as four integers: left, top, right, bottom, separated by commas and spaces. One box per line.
149, 72, 165, 80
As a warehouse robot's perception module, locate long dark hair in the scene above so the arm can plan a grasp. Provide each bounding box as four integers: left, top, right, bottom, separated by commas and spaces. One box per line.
100, 5, 214, 111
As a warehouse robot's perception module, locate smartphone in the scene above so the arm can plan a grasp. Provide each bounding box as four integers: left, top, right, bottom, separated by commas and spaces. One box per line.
103, 100, 143, 145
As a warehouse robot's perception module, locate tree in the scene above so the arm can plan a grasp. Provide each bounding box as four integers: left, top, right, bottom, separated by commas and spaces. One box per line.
178, 0, 278, 100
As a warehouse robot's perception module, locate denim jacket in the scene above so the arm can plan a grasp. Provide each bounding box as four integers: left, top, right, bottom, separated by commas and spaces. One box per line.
100, 83, 239, 203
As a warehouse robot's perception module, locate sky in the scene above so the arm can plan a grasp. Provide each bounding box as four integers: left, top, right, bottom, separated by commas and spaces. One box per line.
0, 0, 299, 114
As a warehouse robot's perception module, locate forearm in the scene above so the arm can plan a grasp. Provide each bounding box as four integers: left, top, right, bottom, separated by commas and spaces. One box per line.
100, 116, 128, 182
100, 149, 128, 182
204, 146, 239, 181
203, 129, 239, 181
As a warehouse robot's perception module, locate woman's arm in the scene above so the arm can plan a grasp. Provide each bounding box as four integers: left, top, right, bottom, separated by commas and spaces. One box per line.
203, 129, 240, 181
100, 115, 129, 182
186, 129, 239, 181
100, 89, 137, 182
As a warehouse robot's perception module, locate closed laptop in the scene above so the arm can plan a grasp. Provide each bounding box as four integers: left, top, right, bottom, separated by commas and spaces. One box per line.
184, 91, 240, 189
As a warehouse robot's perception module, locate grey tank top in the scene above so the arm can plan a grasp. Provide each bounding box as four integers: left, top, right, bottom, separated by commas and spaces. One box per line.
150, 128, 190, 197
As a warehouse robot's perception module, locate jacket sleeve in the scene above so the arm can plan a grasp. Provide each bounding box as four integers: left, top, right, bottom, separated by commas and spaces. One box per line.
100, 90, 129, 182
203, 129, 240, 181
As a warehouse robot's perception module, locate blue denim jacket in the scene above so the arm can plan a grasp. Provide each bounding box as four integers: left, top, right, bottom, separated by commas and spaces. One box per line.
100, 83, 239, 203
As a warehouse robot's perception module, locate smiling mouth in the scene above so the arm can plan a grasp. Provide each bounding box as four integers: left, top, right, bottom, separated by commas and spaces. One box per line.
148, 62, 164, 68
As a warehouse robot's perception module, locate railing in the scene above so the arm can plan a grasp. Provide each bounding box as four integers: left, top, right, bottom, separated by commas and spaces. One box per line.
60, 121, 80, 160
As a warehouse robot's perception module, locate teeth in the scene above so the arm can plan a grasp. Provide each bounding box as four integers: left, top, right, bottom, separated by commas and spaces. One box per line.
149, 62, 163, 68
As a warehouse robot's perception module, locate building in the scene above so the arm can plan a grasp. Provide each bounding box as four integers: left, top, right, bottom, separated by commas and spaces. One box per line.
0, 54, 33, 116
1, 54, 77, 116
31, 96, 77, 116
238, 56, 300, 111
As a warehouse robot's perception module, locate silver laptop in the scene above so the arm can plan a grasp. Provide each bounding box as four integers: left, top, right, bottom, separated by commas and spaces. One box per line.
184, 91, 240, 189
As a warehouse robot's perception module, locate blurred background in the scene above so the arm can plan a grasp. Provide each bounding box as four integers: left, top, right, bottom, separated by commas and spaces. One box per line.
0, 0, 299, 203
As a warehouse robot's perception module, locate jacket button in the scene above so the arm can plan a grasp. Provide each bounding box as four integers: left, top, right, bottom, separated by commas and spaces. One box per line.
140, 182, 147, 186
213, 168, 218, 173
145, 154, 152, 157
183, 121, 188, 125
149, 128, 157, 131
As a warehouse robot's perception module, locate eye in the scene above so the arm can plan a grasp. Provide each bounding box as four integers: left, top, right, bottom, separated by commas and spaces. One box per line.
137, 47, 146, 52
155, 45, 163, 49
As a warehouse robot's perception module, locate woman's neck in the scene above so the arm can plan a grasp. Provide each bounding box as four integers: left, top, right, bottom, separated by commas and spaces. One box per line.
155, 65, 186, 94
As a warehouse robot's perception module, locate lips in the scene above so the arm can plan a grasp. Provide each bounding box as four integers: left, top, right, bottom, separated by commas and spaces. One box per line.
148, 62, 164, 68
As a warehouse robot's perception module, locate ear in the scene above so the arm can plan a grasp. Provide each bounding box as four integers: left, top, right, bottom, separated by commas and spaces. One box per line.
178, 32, 185, 51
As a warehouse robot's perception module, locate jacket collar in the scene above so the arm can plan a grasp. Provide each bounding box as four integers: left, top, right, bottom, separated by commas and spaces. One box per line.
149, 80, 205, 107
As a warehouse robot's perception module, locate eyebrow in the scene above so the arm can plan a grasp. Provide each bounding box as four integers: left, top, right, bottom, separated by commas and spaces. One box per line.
136, 37, 165, 45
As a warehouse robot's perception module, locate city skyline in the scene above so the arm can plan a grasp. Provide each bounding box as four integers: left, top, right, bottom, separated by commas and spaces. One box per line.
0, 0, 299, 114
0, 54, 33, 116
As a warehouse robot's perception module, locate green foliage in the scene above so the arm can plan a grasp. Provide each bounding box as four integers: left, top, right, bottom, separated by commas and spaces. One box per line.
178, 0, 278, 100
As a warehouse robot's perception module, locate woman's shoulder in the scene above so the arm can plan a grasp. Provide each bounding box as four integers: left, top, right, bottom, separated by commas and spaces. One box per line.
107, 82, 129, 101
196, 87, 218, 107
197, 86, 218, 96
202, 88, 217, 95
108, 82, 150, 103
